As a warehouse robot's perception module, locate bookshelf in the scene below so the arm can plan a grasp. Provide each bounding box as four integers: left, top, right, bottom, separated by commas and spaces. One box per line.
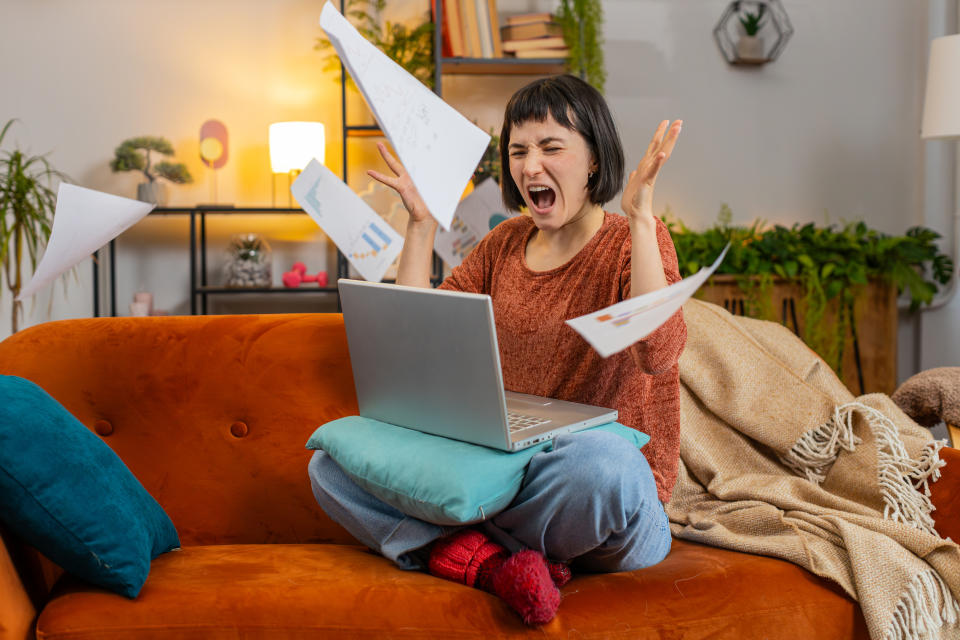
431, 1, 580, 88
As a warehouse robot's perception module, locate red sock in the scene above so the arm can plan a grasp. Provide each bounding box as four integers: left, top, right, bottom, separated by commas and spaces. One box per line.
428, 529, 506, 589
547, 561, 572, 587
491, 550, 561, 625
428, 530, 561, 625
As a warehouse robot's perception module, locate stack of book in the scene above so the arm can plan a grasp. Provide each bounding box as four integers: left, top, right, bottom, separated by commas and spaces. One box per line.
501, 13, 568, 59
433, 0, 504, 59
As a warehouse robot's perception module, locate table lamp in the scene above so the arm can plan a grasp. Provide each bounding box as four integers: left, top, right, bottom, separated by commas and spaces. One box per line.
921, 34, 960, 309
199, 119, 229, 206
269, 122, 325, 206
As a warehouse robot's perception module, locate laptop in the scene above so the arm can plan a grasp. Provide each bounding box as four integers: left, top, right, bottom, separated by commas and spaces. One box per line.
337, 279, 618, 451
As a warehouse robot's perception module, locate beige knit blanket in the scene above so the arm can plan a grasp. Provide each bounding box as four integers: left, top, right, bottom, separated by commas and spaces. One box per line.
667, 299, 960, 640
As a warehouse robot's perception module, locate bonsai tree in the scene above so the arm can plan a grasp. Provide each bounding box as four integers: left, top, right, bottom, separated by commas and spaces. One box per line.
0, 119, 69, 333
110, 136, 193, 185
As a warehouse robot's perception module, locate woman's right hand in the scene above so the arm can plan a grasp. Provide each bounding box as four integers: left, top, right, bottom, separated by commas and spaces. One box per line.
367, 142, 434, 226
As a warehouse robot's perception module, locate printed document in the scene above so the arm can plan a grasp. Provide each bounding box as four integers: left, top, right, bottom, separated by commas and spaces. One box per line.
17, 184, 154, 300
291, 158, 404, 283
434, 179, 518, 267
566, 245, 730, 358
319, 2, 489, 230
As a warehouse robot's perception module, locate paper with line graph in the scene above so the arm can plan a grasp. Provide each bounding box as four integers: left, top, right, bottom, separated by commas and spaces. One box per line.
291, 159, 403, 283
319, 1, 489, 230
566, 245, 729, 358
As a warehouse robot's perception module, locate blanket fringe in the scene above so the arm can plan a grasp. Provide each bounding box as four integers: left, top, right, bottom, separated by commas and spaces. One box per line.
780, 402, 948, 538
780, 403, 863, 484
884, 570, 960, 640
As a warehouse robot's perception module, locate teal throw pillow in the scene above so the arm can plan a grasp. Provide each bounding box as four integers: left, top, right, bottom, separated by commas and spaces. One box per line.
306, 416, 648, 525
0, 375, 180, 598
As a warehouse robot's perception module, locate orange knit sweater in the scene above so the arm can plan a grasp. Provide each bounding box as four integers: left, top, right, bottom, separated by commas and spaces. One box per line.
439, 212, 687, 503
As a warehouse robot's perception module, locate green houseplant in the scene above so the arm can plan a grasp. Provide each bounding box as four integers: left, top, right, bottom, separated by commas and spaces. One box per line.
739, 6, 765, 36
664, 204, 954, 378
110, 136, 192, 204
737, 5, 766, 62
557, 0, 606, 93
472, 130, 501, 186
0, 119, 69, 333
316, 0, 435, 90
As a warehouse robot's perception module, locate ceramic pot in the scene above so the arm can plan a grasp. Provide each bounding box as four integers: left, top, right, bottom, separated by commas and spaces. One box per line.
137, 182, 168, 206
737, 35, 766, 63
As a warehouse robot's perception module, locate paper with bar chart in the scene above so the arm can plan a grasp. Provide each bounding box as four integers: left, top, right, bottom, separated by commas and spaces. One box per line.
434, 179, 518, 267
291, 159, 403, 283
566, 245, 730, 358
319, 1, 489, 230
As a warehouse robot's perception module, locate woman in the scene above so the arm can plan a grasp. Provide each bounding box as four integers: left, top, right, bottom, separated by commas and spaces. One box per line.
309, 74, 686, 625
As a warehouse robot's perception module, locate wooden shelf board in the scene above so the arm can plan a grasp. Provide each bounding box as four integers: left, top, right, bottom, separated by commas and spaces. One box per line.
345, 127, 385, 138
440, 57, 566, 75
197, 287, 338, 294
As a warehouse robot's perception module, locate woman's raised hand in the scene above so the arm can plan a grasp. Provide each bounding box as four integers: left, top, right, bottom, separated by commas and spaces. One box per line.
621, 120, 682, 223
367, 142, 434, 226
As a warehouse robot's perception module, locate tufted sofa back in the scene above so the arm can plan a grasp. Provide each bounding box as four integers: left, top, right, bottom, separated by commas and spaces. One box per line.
0, 313, 361, 548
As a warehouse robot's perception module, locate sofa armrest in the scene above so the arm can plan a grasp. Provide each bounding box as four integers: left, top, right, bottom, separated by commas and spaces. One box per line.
931, 445, 960, 543
0, 532, 36, 640
948, 423, 960, 449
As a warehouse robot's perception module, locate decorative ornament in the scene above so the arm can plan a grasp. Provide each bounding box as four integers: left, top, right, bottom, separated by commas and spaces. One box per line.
713, 0, 793, 66
199, 119, 229, 204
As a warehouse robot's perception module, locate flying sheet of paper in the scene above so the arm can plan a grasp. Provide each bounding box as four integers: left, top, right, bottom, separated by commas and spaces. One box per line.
17, 184, 155, 300
434, 179, 518, 267
291, 158, 404, 283
319, 1, 489, 230
433, 215, 480, 268
566, 245, 730, 358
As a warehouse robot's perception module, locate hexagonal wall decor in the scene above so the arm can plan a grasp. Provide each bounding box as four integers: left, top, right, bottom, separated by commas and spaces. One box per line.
714, 0, 793, 66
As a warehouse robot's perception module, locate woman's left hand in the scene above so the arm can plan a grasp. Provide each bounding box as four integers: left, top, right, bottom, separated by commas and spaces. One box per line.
621, 120, 682, 223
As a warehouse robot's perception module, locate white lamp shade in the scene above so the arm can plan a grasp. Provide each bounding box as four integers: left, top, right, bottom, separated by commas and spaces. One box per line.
269, 122, 325, 173
922, 35, 960, 139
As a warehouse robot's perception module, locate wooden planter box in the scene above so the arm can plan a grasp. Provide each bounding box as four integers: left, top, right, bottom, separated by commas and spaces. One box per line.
694, 276, 898, 395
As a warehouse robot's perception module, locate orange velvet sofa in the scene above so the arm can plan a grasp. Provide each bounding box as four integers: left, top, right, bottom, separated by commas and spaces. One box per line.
1, 313, 957, 640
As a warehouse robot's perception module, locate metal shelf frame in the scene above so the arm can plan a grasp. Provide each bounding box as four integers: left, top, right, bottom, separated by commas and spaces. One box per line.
91, 207, 338, 317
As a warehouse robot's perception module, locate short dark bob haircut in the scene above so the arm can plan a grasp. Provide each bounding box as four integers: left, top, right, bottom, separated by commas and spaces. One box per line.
499, 74, 625, 212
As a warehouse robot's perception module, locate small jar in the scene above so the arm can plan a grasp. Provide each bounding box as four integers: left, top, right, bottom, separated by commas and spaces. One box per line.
223, 233, 272, 288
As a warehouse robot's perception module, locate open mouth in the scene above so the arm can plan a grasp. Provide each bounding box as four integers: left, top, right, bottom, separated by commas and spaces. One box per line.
527, 185, 556, 213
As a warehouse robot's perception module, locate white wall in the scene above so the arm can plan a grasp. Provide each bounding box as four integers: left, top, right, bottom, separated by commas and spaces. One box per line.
1, 0, 953, 385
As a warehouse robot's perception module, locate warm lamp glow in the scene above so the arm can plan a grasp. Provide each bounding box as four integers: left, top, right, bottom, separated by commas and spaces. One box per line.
199, 137, 224, 165
269, 122, 325, 173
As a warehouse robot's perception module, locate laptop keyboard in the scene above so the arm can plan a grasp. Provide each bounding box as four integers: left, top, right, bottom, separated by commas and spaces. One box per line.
507, 411, 551, 433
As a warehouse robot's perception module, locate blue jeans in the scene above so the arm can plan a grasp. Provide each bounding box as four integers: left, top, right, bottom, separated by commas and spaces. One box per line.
308, 430, 671, 572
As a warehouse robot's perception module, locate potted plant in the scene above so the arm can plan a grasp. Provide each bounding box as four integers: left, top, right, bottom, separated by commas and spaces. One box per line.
316, 0, 435, 90
0, 119, 69, 333
557, 0, 605, 92
223, 233, 272, 288
737, 5, 766, 62
664, 204, 954, 393
472, 129, 501, 186
110, 136, 193, 205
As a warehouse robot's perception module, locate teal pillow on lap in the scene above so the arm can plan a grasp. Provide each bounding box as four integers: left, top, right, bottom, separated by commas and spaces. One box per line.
306, 416, 648, 525
0, 375, 180, 598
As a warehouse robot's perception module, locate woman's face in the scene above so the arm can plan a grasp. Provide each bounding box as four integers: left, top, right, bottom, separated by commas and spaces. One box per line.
507, 113, 597, 232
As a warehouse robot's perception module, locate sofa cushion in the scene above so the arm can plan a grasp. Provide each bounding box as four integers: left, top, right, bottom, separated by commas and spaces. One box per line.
36, 540, 867, 639
0, 375, 180, 598
306, 417, 649, 524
